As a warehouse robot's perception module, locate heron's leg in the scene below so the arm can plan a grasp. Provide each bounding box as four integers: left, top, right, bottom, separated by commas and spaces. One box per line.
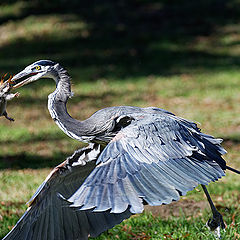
201, 185, 225, 238
3, 111, 14, 121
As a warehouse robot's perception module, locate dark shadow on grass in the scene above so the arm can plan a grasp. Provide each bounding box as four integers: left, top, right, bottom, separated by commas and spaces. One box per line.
0, 132, 67, 144
222, 136, 240, 146
1, 0, 240, 78
7, 85, 143, 107
0, 152, 69, 169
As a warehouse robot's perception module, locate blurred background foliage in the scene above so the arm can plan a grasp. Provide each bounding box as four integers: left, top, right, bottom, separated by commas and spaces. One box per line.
1, 1, 240, 239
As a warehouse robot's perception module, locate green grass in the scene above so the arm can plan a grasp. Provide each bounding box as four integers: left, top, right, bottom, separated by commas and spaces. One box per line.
94, 212, 240, 240
1, 1, 240, 239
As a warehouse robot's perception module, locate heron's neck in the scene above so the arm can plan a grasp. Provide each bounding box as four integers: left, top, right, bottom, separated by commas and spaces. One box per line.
54, 65, 73, 102
48, 65, 91, 142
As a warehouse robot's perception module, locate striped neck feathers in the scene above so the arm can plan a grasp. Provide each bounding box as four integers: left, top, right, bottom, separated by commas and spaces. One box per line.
53, 64, 74, 102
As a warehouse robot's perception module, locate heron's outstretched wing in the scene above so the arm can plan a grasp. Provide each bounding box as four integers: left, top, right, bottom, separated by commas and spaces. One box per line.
3, 144, 132, 240
68, 114, 226, 214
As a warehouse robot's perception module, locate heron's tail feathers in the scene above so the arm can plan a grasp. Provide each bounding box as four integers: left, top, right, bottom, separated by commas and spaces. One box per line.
226, 165, 240, 174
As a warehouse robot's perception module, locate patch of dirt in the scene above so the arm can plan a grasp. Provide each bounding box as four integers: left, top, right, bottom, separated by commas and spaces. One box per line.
144, 199, 209, 219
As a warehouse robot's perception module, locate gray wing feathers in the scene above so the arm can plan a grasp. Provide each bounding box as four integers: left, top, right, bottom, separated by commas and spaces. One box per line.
3, 113, 227, 239
4, 200, 131, 240
68, 115, 226, 214
3, 144, 132, 240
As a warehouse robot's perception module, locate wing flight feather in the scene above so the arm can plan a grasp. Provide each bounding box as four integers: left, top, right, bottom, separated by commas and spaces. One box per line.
3, 144, 132, 240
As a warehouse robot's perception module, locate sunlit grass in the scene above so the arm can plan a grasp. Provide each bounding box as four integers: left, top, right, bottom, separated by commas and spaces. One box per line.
0, 169, 49, 202
0, 1, 26, 19
93, 211, 240, 240
0, 14, 88, 47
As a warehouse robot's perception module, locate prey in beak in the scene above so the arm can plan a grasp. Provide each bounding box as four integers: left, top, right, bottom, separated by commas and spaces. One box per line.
0, 74, 19, 121
1, 60, 55, 121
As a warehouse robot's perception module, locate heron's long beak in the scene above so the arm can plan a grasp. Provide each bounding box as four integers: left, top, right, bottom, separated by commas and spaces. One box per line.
12, 71, 41, 89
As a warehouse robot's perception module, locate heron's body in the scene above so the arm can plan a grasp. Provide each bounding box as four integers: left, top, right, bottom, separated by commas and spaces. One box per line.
3, 60, 234, 239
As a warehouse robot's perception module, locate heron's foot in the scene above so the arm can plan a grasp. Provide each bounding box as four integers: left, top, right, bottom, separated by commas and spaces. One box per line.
5, 115, 14, 121
206, 211, 225, 239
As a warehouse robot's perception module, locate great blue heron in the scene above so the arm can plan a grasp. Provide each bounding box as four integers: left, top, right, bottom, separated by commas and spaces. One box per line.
3, 60, 239, 239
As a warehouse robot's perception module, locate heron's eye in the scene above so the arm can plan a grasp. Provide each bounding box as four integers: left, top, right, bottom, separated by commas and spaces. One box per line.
35, 66, 41, 71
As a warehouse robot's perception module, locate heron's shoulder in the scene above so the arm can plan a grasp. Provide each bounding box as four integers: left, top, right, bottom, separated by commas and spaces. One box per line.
91, 106, 175, 118
89, 106, 199, 132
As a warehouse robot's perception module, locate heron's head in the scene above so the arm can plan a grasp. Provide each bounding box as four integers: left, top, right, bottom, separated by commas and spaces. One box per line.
12, 60, 59, 89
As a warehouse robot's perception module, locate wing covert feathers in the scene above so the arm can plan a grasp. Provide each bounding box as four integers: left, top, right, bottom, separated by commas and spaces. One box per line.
68, 115, 226, 215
